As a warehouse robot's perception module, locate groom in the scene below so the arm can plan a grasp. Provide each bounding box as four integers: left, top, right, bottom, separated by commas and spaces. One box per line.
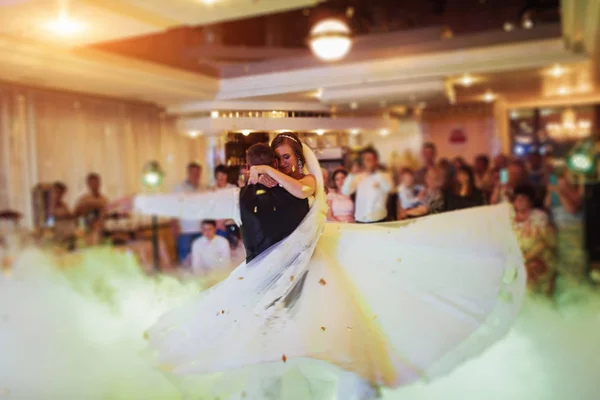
119, 143, 309, 264
239, 143, 309, 262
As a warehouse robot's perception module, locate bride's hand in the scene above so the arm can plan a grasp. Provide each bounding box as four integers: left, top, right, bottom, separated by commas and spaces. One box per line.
248, 166, 260, 185
106, 196, 134, 214
258, 174, 278, 188
248, 165, 270, 185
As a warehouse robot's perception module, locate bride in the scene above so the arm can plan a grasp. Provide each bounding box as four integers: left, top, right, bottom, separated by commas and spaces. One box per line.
127, 133, 526, 399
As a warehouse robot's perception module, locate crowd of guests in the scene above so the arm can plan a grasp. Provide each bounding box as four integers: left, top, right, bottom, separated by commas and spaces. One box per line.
46, 140, 588, 295
323, 142, 588, 296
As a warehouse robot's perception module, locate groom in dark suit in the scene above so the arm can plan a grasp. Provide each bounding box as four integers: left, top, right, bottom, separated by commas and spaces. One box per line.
240, 143, 309, 263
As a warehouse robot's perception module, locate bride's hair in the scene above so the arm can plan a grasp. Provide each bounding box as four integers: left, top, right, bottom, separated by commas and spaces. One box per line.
271, 132, 306, 166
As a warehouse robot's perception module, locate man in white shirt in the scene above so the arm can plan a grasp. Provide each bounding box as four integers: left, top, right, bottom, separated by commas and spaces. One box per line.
191, 220, 232, 276
341, 147, 393, 223
173, 162, 204, 263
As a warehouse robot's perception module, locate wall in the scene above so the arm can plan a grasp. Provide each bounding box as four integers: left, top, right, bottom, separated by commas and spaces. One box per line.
420, 112, 501, 163
0, 83, 206, 227
365, 119, 423, 168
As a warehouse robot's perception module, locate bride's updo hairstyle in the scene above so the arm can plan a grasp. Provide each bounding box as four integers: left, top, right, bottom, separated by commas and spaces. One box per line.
271, 132, 306, 167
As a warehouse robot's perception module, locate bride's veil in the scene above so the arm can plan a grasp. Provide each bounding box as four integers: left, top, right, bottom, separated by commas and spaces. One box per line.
302, 143, 327, 215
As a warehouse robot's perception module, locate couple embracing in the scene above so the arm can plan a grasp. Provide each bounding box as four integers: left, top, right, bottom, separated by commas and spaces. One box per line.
120, 132, 525, 399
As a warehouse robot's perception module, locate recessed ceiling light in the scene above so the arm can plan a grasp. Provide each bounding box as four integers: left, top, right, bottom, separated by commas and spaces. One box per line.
558, 86, 569, 96
315, 129, 326, 136
503, 22, 515, 32
210, 111, 219, 118
349, 129, 360, 135
201, 0, 217, 5
483, 90, 496, 102
459, 74, 474, 87
241, 130, 252, 136
350, 102, 359, 110
379, 129, 390, 136
522, 17, 534, 29
47, 12, 84, 36
187, 130, 202, 138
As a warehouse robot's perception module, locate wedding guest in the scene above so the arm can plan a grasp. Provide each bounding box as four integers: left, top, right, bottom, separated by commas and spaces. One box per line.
327, 168, 355, 223
493, 153, 509, 170
512, 185, 556, 295
212, 165, 237, 240
490, 160, 528, 204
414, 142, 437, 185
396, 168, 423, 218
52, 182, 75, 243
190, 220, 232, 276
546, 170, 587, 283
238, 166, 249, 188
74, 173, 109, 234
342, 147, 393, 223
173, 162, 204, 263
445, 165, 486, 211
400, 166, 446, 219
473, 154, 491, 193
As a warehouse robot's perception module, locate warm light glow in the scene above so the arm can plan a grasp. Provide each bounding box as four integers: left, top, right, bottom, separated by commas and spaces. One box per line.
578, 120, 592, 129
315, 129, 326, 136
143, 172, 160, 186
210, 111, 219, 118
379, 129, 390, 136
349, 129, 360, 135
550, 64, 565, 78
546, 108, 592, 141
460, 74, 474, 87
201, 0, 217, 5
309, 19, 352, 62
503, 22, 515, 32
141, 161, 164, 188
46, 12, 84, 36
483, 91, 496, 103
187, 130, 202, 138
558, 86, 570, 96
315, 89, 323, 99
241, 130, 252, 136
350, 102, 359, 110
522, 17, 534, 29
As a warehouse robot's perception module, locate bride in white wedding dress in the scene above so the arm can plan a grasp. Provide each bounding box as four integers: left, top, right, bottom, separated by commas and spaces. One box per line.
0, 133, 526, 400
130, 134, 526, 398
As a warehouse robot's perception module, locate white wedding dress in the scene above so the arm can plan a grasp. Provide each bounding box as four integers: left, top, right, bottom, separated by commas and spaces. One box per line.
132, 145, 526, 399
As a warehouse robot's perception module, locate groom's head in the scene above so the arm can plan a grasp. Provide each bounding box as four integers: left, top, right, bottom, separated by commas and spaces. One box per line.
246, 143, 277, 168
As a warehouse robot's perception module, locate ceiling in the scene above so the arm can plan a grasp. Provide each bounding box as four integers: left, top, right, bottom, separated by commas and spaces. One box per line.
0, 0, 598, 115
0, 0, 324, 47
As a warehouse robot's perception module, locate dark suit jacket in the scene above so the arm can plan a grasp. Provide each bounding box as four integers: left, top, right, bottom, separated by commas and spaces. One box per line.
239, 184, 309, 263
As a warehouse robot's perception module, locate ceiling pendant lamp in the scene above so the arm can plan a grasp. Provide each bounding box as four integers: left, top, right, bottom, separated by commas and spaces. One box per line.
308, 19, 352, 62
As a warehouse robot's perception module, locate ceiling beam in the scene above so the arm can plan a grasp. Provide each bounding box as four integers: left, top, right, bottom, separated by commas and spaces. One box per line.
218, 37, 587, 100
80, 0, 180, 29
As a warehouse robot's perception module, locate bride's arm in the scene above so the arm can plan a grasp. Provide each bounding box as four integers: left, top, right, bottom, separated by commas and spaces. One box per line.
128, 188, 241, 224
250, 165, 316, 199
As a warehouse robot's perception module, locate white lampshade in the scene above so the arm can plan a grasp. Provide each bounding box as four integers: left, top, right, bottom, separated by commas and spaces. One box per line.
309, 19, 352, 62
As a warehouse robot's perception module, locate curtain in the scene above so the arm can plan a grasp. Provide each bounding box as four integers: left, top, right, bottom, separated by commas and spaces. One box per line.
0, 83, 205, 228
